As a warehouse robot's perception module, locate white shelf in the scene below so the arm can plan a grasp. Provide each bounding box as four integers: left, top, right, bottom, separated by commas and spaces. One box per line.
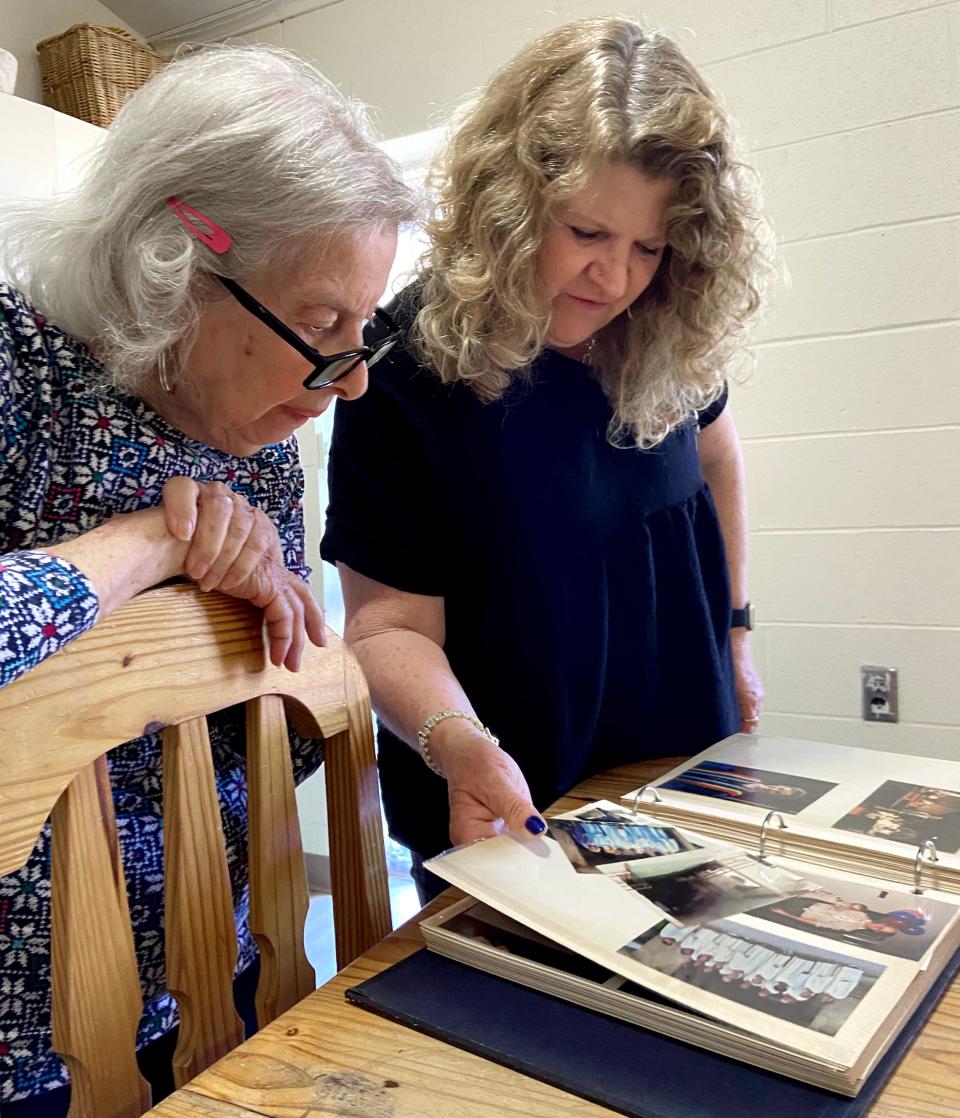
0, 94, 104, 202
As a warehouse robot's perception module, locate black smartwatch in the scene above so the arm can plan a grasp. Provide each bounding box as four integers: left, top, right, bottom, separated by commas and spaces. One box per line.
731, 603, 754, 631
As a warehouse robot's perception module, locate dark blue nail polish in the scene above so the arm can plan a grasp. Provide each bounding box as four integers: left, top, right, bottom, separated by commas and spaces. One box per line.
524, 815, 546, 835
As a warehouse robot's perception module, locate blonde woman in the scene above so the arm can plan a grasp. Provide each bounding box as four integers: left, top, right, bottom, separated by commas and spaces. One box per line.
322, 18, 770, 902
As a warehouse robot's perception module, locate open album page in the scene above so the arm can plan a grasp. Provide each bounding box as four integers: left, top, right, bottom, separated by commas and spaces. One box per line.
623, 734, 960, 873
427, 800, 959, 1076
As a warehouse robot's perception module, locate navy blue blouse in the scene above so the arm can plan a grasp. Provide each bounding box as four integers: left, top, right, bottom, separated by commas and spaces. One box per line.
322, 287, 738, 858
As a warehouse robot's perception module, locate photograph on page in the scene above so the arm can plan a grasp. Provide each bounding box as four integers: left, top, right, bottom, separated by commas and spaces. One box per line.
745, 869, 957, 961
832, 781, 960, 852
430, 900, 685, 1007
659, 759, 837, 811
547, 807, 701, 874
619, 918, 885, 1037
609, 844, 814, 925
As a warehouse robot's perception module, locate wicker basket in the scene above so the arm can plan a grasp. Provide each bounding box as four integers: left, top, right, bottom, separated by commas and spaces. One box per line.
36, 24, 166, 128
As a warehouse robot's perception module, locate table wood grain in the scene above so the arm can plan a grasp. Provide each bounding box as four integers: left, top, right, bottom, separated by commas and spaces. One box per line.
145, 758, 960, 1117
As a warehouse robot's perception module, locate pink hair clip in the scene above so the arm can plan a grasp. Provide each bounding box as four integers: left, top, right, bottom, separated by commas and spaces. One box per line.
167, 196, 233, 255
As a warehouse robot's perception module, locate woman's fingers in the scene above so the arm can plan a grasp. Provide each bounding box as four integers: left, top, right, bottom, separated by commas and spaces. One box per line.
272, 575, 326, 667
282, 571, 326, 649
215, 508, 277, 593
184, 482, 235, 581
198, 491, 257, 590
449, 784, 544, 846
261, 580, 304, 671
731, 635, 765, 734
184, 485, 282, 593
301, 583, 327, 648
281, 582, 306, 670
236, 561, 325, 669
239, 562, 293, 668
161, 476, 201, 542
169, 478, 322, 667
262, 588, 294, 668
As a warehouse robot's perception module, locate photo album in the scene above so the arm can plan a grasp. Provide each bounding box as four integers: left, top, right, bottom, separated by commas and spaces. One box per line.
422, 736, 960, 1097
624, 734, 960, 893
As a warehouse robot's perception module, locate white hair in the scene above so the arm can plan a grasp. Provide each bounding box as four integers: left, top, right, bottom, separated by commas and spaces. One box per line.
0, 45, 418, 390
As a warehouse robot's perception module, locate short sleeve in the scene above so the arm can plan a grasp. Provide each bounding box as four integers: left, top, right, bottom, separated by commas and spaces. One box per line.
696, 383, 729, 429
0, 551, 100, 688
320, 363, 448, 598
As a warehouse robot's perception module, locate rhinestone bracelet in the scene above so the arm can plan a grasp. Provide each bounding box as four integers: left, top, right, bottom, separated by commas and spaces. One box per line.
416, 709, 500, 777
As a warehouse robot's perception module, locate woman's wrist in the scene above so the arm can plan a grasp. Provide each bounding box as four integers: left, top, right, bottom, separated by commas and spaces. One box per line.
418, 714, 500, 778
100, 507, 190, 589
730, 626, 752, 647
39, 507, 189, 615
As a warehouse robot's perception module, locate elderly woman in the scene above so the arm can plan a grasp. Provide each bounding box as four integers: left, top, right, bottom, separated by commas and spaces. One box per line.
0, 47, 415, 1114
322, 18, 771, 903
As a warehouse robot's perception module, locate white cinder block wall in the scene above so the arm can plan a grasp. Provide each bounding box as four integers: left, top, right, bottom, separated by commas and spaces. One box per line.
697, 1, 960, 759
153, 0, 960, 762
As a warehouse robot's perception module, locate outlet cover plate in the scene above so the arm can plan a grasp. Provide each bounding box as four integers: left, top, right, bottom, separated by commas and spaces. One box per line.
861, 665, 898, 723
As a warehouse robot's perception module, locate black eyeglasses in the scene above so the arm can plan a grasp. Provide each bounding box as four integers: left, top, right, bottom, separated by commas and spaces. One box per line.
214, 274, 401, 390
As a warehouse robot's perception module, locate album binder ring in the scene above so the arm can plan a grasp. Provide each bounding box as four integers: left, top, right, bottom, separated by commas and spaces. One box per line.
912, 837, 939, 894
758, 810, 787, 861
631, 785, 662, 816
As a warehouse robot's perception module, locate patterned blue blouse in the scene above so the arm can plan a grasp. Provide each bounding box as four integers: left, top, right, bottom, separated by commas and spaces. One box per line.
0, 283, 320, 1103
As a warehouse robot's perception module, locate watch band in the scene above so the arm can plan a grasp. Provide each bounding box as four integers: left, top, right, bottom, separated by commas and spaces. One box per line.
731, 603, 754, 630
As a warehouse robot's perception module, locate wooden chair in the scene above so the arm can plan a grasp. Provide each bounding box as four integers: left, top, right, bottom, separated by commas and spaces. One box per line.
0, 583, 392, 1117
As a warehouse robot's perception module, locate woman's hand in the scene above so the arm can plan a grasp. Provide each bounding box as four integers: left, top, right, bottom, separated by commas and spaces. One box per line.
215, 555, 326, 671
163, 476, 283, 588
731, 630, 764, 733
162, 476, 325, 669
430, 724, 546, 846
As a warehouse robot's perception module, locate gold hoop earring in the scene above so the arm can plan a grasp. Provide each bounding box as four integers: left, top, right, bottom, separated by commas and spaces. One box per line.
157, 351, 176, 394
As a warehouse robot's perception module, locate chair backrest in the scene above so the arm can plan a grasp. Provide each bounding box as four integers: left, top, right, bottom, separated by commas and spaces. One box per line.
0, 583, 391, 1117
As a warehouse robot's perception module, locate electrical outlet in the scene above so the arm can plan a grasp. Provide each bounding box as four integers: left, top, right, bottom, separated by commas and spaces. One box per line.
861, 665, 898, 723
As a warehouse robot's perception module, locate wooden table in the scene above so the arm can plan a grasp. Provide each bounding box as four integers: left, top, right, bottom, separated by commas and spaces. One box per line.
146, 758, 960, 1118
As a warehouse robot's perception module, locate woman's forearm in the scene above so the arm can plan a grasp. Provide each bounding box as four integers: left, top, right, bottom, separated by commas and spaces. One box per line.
0, 509, 188, 690
338, 563, 543, 840
701, 438, 748, 608
347, 625, 494, 766
699, 407, 764, 729
39, 507, 188, 619
346, 620, 543, 840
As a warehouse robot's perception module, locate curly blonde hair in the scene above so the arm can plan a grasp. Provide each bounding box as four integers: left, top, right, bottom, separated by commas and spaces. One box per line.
415, 18, 774, 448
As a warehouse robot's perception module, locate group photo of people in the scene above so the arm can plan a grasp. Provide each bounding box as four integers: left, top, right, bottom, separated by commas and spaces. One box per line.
621, 919, 883, 1036
548, 805, 700, 873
